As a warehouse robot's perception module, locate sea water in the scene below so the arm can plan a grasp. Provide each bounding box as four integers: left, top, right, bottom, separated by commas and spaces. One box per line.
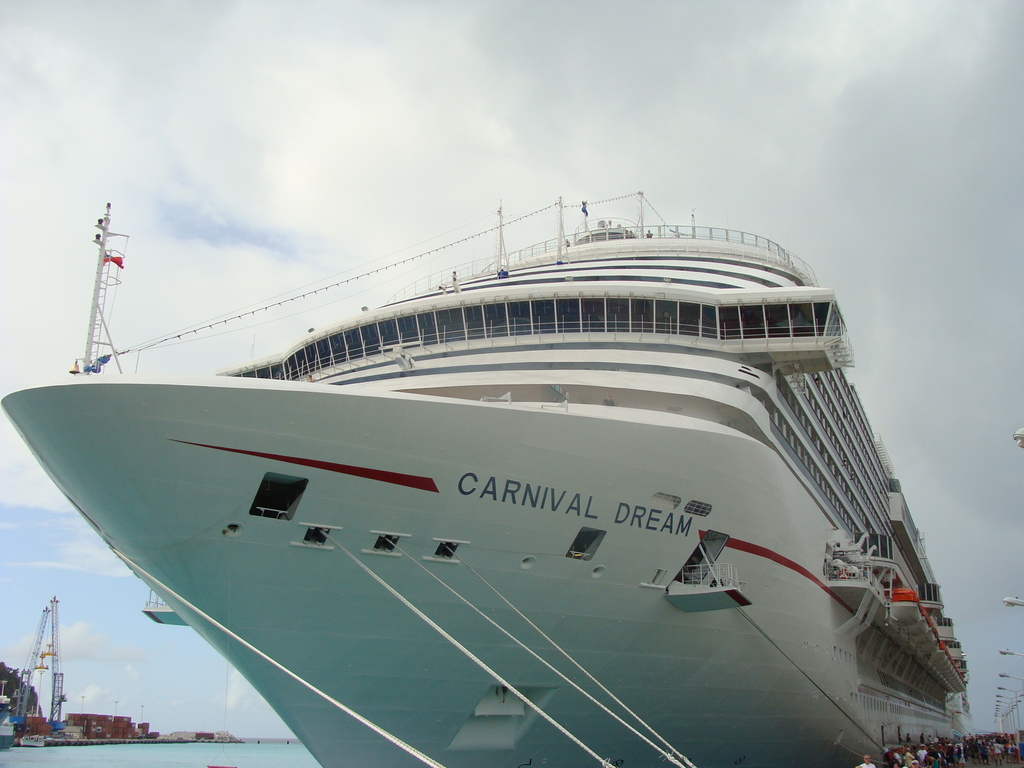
0, 742, 321, 768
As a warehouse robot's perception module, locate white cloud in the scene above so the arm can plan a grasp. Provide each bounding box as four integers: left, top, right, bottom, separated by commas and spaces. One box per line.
2, 622, 147, 666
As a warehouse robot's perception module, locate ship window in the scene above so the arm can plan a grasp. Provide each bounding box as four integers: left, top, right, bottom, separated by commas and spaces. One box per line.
284, 354, 297, 380
397, 315, 420, 343
293, 347, 309, 377
790, 303, 815, 336
329, 333, 347, 363
378, 319, 400, 346
678, 302, 700, 335
484, 302, 508, 337
240, 370, 256, 378
813, 302, 831, 336
316, 338, 332, 367
683, 500, 712, 517
565, 527, 606, 561
417, 312, 438, 344
360, 323, 381, 355
765, 304, 790, 338
582, 298, 605, 332
256, 367, 271, 378
464, 305, 486, 339
825, 303, 842, 337
436, 308, 466, 342
270, 364, 284, 380
631, 298, 654, 333
557, 298, 581, 333
248, 472, 309, 520
508, 301, 532, 335
607, 298, 629, 332
719, 306, 741, 340
305, 343, 320, 372
740, 305, 766, 339
532, 299, 556, 333
344, 328, 364, 360
655, 300, 678, 334
701, 305, 718, 339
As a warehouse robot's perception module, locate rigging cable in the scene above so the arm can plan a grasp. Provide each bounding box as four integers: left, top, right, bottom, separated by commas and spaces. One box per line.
118, 202, 558, 356
735, 607, 882, 755
320, 533, 618, 768
392, 544, 693, 768
108, 548, 451, 768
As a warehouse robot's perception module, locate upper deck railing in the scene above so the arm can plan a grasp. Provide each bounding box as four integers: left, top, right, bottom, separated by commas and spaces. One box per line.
387, 223, 817, 304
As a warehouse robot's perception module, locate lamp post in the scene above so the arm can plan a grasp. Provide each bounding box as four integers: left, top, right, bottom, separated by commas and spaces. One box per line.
1001, 650, 1024, 658
80, 695, 85, 715
113, 700, 118, 718
1014, 428, 1024, 449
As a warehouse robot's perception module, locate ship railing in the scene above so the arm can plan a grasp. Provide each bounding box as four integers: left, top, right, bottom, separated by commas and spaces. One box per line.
826, 563, 870, 582
387, 224, 817, 303
144, 590, 167, 611
679, 562, 742, 589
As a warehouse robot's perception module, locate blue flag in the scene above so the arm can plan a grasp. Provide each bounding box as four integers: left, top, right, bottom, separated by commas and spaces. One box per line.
581, 201, 588, 217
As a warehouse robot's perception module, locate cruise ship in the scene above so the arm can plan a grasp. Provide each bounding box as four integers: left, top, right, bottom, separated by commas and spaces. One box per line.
2, 203, 969, 768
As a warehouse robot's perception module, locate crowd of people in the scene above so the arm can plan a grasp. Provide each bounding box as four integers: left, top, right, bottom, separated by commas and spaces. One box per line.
858, 737, 1022, 768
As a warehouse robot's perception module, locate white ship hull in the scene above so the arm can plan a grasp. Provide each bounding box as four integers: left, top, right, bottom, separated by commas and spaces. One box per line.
4, 374, 944, 768
5, 212, 966, 767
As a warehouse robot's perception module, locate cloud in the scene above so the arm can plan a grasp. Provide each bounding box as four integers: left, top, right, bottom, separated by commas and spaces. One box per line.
2, 622, 147, 666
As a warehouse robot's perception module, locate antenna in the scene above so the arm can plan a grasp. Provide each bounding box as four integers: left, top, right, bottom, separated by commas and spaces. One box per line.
556, 197, 565, 263
637, 191, 644, 235
76, 204, 129, 375
496, 202, 507, 271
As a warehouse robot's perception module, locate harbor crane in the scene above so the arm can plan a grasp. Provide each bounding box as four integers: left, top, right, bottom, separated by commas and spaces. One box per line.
11, 598, 66, 732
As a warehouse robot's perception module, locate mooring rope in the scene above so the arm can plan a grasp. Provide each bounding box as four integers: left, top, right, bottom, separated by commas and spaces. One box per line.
393, 544, 693, 768
323, 534, 618, 768
110, 548, 451, 768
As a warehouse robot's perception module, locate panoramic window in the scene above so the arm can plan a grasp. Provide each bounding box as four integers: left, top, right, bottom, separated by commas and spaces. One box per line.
464, 305, 485, 339
557, 298, 581, 333
718, 306, 741, 340
701, 305, 718, 338
655, 300, 678, 334
245, 296, 843, 382
740, 305, 766, 339
508, 301, 532, 335
435, 307, 466, 342
765, 304, 790, 337
484, 302, 508, 337
607, 298, 629, 332
582, 298, 605, 332
532, 299, 556, 333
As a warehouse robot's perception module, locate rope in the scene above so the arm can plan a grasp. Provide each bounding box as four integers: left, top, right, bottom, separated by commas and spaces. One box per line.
324, 534, 616, 768
735, 607, 882, 755
109, 548, 450, 768
394, 545, 693, 768
587, 192, 644, 208
118, 202, 557, 356
642, 196, 669, 226
460, 562, 698, 768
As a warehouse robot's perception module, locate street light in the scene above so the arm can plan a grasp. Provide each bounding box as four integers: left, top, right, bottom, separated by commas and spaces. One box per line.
1014, 428, 1024, 449
1001, 650, 1024, 657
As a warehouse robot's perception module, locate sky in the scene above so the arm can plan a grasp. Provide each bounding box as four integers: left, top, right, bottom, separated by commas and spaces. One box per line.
1, 0, 1023, 741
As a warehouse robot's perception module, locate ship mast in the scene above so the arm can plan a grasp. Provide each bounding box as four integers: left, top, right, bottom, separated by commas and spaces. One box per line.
76, 204, 128, 375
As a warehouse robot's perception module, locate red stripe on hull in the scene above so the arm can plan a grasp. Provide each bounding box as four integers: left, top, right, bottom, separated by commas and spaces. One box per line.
171, 440, 440, 493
